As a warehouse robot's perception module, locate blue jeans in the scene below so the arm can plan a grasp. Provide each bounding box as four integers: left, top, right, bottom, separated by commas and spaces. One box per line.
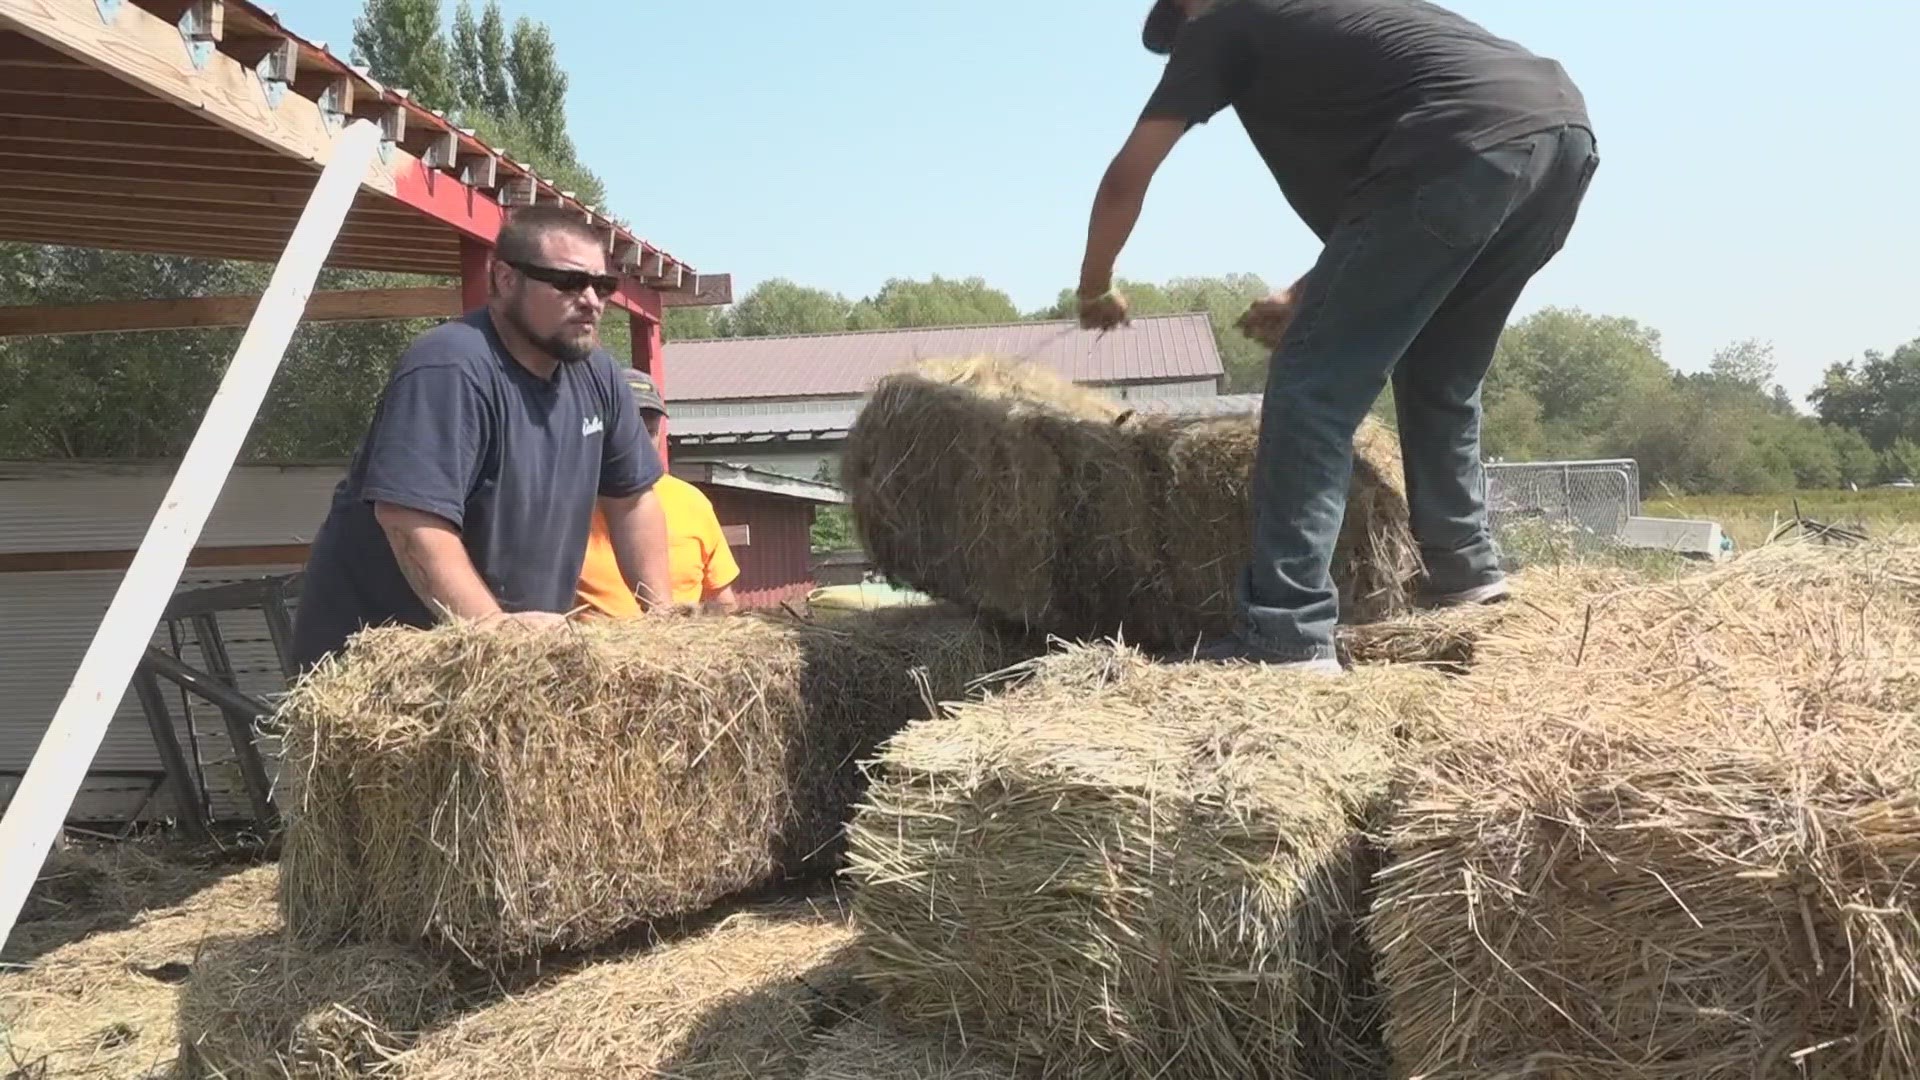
1237, 124, 1600, 661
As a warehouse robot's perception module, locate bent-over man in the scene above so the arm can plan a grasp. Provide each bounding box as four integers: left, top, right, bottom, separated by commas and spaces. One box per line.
1076, 0, 1598, 672
291, 205, 673, 670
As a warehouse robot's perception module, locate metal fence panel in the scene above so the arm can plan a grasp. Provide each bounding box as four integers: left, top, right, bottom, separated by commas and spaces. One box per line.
1485, 458, 1642, 543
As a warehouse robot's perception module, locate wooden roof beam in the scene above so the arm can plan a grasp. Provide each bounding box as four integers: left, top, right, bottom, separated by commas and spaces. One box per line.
0, 0, 697, 282
0, 286, 461, 337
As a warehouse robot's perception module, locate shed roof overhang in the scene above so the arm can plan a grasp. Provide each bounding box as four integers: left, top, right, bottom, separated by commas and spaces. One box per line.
0, 0, 728, 314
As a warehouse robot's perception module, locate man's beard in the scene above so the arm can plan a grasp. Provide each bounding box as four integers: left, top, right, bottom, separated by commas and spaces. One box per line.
504, 302, 598, 364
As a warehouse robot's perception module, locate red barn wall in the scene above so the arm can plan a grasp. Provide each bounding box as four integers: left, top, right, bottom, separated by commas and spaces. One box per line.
696, 486, 819, 609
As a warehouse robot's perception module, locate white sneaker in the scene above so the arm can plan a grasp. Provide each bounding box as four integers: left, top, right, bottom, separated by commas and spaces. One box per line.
1417, 578, 1511, 610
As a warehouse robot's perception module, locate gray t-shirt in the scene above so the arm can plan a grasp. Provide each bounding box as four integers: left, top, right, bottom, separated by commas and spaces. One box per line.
291, 309, 661, 668
1143, 0, 1590, 239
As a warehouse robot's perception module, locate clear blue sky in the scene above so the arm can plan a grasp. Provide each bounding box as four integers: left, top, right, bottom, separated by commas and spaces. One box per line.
274, 1, 1917, 402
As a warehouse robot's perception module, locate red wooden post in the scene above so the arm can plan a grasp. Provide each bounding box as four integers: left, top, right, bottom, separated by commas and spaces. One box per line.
630, 301, 667, 467
458, 235, 490, 312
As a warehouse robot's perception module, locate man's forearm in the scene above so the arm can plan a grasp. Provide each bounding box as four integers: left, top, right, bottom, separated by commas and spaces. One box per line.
703, 583, 741, 614
604, 489, 673, 611
373, 502, 502, 620
1079, 164, 1150, 295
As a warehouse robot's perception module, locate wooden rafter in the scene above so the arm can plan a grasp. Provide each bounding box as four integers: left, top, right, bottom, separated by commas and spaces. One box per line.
0, 285, 462, 337
0, 0, 724, 302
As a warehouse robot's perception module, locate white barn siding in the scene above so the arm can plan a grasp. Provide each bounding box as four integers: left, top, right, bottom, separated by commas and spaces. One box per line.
0, 464, 345, 826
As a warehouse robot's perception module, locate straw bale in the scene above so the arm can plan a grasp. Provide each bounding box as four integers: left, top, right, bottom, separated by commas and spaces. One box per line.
386, 899, 862, 1079
1336, 560, 1656, 670
1371, 542, 1920, 1079
178, 933, 462, 1079
844, 640, 1449, 1080
278, 606, 1024, 971
842, 357, 1419, 650
0, 867, 277, 1080
802, 1016, 1025, 1080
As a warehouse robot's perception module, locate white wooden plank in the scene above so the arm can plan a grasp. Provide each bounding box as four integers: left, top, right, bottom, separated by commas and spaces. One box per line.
0, 119, 383, 953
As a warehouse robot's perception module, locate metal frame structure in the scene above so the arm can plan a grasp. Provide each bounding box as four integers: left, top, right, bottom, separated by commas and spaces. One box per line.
1485, 457, 1643, 542
0, 0, 724, 951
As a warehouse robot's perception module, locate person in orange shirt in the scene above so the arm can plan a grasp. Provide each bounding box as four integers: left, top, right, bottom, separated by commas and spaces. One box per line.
576, 370, 741, 617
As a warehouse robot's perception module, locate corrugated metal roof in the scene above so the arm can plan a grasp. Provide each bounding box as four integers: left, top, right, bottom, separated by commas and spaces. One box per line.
665, 313, 1223, 402
671, 410, 860, 441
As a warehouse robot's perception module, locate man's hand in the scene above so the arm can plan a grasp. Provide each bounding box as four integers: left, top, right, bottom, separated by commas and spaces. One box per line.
1234, 277, 1308, 350
1077, 286, 1130, 332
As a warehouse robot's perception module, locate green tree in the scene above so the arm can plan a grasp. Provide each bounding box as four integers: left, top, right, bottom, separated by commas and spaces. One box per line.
448, 1, 484, 113
350, 0, 460, 113
1826, 425, 1881, 486
475, 0, 514, 117
507, 19, 571, 159
724, 279, 855, 337
1480, 384, 1544, 461
1490, 308, 1670, 437
1707, 338, 1777, 394
663, 307, 723, 341
848, 276, 1020, 329
1809, 337, 1920, 451
1882, 439, 1920, 483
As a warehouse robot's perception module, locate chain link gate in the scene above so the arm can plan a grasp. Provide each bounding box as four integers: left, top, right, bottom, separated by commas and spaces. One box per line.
1484, 458, 1641, 549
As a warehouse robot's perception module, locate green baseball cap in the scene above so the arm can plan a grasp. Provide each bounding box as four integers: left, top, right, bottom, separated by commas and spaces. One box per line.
623, 367, 668, 417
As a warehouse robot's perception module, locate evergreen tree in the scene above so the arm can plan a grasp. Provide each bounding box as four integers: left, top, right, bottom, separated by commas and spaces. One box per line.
350, 0, 460, 113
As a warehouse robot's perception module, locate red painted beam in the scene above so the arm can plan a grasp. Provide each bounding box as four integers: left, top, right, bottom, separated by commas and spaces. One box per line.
459, 236, 490, 312
390, 158, 505, 245
392, 160, 691, 309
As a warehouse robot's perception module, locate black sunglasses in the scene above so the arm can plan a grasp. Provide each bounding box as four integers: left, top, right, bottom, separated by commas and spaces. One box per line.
504, 259, 619, 299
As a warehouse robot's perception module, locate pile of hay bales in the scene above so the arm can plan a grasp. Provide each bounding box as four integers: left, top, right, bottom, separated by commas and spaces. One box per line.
842, 357, 1420, 651
843, 640, 1449, 1080
1370, 542, 1920, 1078
277, 606, 1025, 970
0, 867, 277, 1080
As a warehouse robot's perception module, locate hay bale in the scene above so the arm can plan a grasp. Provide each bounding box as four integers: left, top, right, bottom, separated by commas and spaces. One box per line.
803, 1017, 1024, 1080
178, 933, 462, 1079
278, 607, 1025, 970
1336, 560, 1657, 670
1371, 542, 1920, 1079
386, 899, 861, 1079
842, 357, 1419, 649
843, 640, 1447, 1080
0, 868, 277, 1080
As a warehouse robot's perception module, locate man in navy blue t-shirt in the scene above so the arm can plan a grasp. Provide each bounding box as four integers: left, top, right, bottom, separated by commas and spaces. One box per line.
290, 205, 674, 670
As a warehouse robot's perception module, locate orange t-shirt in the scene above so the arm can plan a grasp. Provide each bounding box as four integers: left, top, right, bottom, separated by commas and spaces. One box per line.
575, 475, 741, 617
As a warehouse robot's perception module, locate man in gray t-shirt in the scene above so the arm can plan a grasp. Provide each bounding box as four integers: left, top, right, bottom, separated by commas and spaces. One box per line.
291, 206, 673, 670
1076, 0, 1600, 671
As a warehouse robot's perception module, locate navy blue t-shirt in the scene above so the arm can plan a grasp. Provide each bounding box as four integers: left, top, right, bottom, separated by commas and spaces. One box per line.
290, 309, 662, 668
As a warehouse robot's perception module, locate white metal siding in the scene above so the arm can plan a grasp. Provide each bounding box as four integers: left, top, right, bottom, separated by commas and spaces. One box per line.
0, 566, 304, 825
0, 463, 344, 826
0, 464, 344, 552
